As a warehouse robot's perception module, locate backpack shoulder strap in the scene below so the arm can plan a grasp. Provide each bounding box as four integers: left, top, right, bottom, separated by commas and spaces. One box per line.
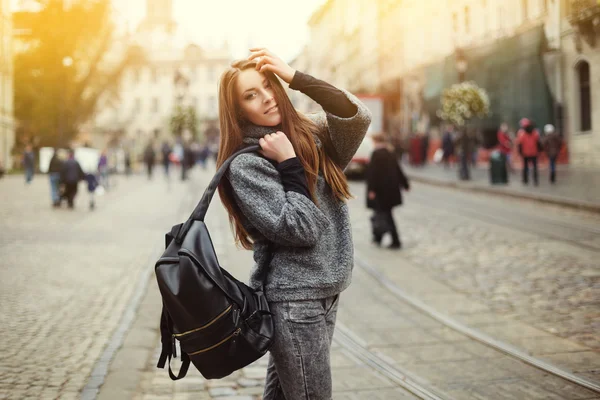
175, 145, 260, 244
157, 304, 191, 380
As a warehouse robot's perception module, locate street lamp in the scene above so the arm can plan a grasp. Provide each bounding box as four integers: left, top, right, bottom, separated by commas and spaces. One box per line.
454, 48, 472, 181
455, 48, 468, 83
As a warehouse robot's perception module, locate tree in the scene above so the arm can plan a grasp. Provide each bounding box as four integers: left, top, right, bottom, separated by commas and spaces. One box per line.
13, 0, 132, 147
170, 105, 199, 139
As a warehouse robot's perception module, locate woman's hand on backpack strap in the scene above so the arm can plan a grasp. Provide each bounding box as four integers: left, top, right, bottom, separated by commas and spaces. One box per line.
258, 132, 296, 163
248, 48, 296, 84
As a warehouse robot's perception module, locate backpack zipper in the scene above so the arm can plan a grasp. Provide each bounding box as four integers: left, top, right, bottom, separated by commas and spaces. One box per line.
188, 328, 241, 356
173, 305, 232, 338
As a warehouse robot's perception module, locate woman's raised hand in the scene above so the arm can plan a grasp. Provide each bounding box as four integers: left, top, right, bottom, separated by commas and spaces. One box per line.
248, 48, 296, 84
258, 132, 296, 163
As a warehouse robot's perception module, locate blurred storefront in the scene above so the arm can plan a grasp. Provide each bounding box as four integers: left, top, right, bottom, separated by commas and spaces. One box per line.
419, 25, 555, 150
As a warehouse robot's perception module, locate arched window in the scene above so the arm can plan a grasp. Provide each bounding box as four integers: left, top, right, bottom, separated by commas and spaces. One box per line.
577, 61, 592, 132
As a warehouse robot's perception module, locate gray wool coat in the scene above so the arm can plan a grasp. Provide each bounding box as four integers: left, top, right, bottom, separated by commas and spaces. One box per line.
227, 90, 372, 302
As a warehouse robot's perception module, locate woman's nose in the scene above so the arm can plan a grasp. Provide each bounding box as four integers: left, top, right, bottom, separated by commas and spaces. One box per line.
261, 90, 273, 103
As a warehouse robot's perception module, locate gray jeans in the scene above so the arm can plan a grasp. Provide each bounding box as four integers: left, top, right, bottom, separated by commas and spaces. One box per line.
263, 294, 340, 400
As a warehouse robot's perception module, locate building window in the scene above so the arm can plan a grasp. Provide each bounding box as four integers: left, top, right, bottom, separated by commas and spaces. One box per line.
577, 61, 592, 132
452, 12, 458, 34
464, 6, 470, 34
207, 66, 215, 82
152, 98, 159, 113
134, 98, 141, 113
133, 69, 140, 83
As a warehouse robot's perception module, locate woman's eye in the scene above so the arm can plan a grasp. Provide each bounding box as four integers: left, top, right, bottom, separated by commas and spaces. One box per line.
245, 93, 256, 100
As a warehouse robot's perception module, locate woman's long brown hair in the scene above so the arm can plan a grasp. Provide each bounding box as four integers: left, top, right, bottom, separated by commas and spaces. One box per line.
217, 59, 352, 249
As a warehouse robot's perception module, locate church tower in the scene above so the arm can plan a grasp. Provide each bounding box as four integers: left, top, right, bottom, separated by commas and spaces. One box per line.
138, 0, 176, 34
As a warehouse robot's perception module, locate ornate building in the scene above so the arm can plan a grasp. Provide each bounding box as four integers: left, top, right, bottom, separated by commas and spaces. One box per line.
0, 0, 15, 170
92, 0, 230, 155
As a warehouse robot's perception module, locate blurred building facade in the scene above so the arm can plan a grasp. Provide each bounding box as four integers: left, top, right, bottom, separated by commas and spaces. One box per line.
303, 0, 381, 93
288, 45, 320, 114
92, 0, 230, 157
304, 0, 599, 166
561, 0, 600, 166
0, 0, 15, 170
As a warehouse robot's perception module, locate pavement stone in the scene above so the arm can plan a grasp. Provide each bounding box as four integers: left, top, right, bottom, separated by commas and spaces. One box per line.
5, 162, 599, 399
350, 180, 600, 356
0, 171, 194, 399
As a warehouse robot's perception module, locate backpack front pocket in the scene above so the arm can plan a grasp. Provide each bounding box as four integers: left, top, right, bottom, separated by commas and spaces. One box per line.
174, 304, 233, 340
188, 328, 241, 355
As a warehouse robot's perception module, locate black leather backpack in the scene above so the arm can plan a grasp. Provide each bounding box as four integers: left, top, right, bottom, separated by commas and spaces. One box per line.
155, 144, 274, 380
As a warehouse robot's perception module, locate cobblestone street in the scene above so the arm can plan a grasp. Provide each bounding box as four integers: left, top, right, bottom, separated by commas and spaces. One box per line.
0, 171, 197, 400
1, 166, 599, 399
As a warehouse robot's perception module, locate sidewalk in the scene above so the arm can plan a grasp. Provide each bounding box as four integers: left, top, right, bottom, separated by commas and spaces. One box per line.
403, 162, 600, 212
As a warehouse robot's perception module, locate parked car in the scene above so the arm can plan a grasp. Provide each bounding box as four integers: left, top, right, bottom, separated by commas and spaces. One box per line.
344, 134, 374, 179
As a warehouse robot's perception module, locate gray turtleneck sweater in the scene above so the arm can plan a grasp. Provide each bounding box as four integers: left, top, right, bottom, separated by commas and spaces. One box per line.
226, 72, 372, 302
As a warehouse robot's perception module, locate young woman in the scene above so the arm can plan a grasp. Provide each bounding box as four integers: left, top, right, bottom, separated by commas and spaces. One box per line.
216, 48, 371, 399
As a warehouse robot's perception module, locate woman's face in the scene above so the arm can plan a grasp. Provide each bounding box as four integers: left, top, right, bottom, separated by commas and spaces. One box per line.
235, 69, 282, 127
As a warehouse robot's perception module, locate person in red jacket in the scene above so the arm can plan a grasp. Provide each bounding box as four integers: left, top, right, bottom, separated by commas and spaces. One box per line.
497, 122, 513, 173
516, 118, 541, 186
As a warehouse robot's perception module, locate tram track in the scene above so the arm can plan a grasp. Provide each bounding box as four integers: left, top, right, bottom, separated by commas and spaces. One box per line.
408, 188, 600, 252
334, 322, 450, 400
331, 254, 600, 398
334, 181, 600, 397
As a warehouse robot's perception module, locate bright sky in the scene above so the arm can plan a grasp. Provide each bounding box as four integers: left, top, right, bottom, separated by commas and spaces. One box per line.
112, 0, 327, 62
10, 0, 326, 61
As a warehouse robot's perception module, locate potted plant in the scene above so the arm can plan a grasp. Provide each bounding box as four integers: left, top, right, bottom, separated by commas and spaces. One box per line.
437, 82, 490, 180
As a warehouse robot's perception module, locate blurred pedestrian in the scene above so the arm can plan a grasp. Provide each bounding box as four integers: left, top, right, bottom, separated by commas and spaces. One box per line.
124, 150, 132, 176
198, 143, 210, 169
543, 124, 563, 184
366, 133, 410, 249
516, 118, 541, 186
85, 173, 100, 210
144, 142, 156, 180
455, 129, 475, 180
421, 131, 430, 166
471, 130, 481, 167
441, 125, 455, 169
497, 122, 513, 173
22, 144, 35, 184
98, 148, 109, 190
181, 142, 193, 181
161, 141, 171, 178
60, 149, 85, 209
0, 160, 5, 179
48, 148, 63, 207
